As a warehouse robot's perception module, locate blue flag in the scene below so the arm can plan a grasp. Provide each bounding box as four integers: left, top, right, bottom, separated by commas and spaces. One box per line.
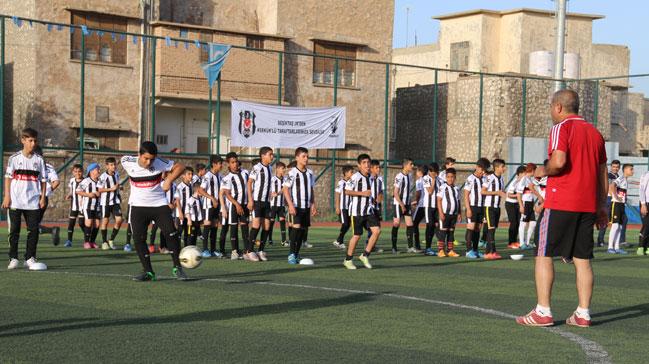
201, 43, 231, 88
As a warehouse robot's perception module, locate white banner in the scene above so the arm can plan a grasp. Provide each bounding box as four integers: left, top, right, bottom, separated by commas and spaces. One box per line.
230, 101, 346, 149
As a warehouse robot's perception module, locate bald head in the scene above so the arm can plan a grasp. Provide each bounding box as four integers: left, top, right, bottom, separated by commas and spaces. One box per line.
551, 89, 580, 114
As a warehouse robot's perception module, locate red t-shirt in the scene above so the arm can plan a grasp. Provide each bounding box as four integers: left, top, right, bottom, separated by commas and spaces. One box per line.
545, 115, 607, 213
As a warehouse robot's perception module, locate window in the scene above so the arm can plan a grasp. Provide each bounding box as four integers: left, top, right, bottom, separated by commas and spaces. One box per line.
450, 41, 470, 71
179, 28, 189, 38
156, 135, 168, 145
71, 12, 127, 64
199, 31, 212, 63
95, 106, 109, 123
246, 36, 264, 49
196, 137, 209, 154
313, 42, 357, 87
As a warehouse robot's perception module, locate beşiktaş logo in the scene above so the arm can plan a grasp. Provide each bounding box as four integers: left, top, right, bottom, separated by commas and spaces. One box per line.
238, 110, 256, 138
329, 115, 339, 137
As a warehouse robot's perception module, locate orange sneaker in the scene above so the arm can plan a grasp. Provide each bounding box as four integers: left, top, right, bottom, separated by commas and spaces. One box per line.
148, 244, 157, 254
507, 243, 520, 249
437, 250, 446, 257
484, 253, 494, 260
447, 250, 460, 257
491, 252, 502, 259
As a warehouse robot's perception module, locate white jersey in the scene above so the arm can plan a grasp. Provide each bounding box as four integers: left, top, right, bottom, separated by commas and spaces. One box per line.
505, 176, 520, 204
121, 155, 174, 207
5, 152, 47, 210
516, 176, 536, 203
438, 170, 448, 185
346, 172, 372, 217
270, 175, 285, 207
370, 175, 384, 210
640, 172, 649, 204
464, 174, 485, 207
200, 170, 222, 209
77, 177, 100, 211
166, 182, 177, 218
283, 167, 314, 209
98, 171, 121, 206
482, 173, 504, 208
45, 163, 59, 198
415, 177, 424, 209
221, 170, 247, 206
534, 176, 548, 200
336, 179, 350, 211
612, 175, 628, 203
607, 171, 619, 197
191, 174, 201, 185
422, 175, 437, 208
250, 162, 273, 202
176, 181, 192, 215
186, 195, 204, 222
393, 171, 412, 205
68, 177, 83, 212
438, 183, 460, 215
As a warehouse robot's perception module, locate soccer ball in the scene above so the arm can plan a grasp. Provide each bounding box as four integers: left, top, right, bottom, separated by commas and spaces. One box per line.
179, 246, 203, 269
299, 258, 314, 266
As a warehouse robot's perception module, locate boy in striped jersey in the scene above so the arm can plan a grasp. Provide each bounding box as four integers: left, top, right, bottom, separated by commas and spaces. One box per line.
186, 181, 205, 246
422, 163, 440, 256
220, 152, 249, 260
438, 157, 456, 185
64, 164, 85, 247
247, 147, 275, 262
343, 154, 380, 269
98, 157, 123, 250
463, 158, 490, 256
283, 147, 317, 264
481, 159, 507, 259
436, 168, 462, 257
198, 156, 222, 258
176, 167, 194, 246
366, 159, 385, 253
4, 128, 48, 270
516, 163, 544, 249
391, 158, 414, 254
608, 164, 633, 254
268, 161, 287, 247
77, 163, 101, 249
334, 165, 354, 249
505, 166, 526, 249
411, 165, 428, 253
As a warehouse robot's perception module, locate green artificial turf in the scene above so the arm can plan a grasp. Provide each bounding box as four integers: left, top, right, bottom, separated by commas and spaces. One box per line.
1, 226, 648, 363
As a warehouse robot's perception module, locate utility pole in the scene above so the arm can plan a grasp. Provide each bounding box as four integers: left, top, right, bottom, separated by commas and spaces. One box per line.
553, 0, 567, 92
405, 6, 410, 47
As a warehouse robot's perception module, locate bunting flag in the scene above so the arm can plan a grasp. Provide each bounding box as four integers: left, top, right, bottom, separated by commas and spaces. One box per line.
12, 16, 22, 27
56, 24, 63, 31
132, 36, 138, 45
165, 36, 171, 47
46, 24, 52, 32
97, 30, 104, 37
194, 39, 201, 48
81, 25, 89, 35
110, 32, 116, 41
201, 43, 231, 88
69, 26, 74, 34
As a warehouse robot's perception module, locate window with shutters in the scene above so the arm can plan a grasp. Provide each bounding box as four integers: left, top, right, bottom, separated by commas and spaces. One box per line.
71, 12, 127, 64
313, 42, 357, 87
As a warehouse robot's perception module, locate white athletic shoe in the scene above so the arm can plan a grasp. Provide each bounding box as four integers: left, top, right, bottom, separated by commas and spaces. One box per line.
302, 241, 313, 248
257, 251, 268, 261
244, 252, 260, 262
7, 258, 19, 270
333, 241, 343, 249
101, 242, 110, 250
108, 240, 117, 250
24, 257, 47, 271
230, 250, 240, 260
343, 259, 357, 270
407, 247, 417, 253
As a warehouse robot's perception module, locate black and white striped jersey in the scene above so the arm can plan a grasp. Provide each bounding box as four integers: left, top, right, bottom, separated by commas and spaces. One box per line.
45, 163, 59, 198
68, 177, 83, 212
505, 176, 520, 203
283, 167, 315, 209
422, 175, 438, 208
175, 181, 192, 216
464, 174, 485, 207
483, 174, 504, 208
166, 182, 177, 217
250, 162, 273, 202
186, 196, 204, 222
393, 171, 411, 205
221, 171, 247, 206
270, 175, 284, 207
200, 170, 221, 209
346, 172, 372, 217
370, 175, 384, 209
121, 155, 174, 207
437, 182, 460, 215
77, 177, 100, 211
99, 171, 121, 206
5, 151, 47, 210
336, 179, 350, 211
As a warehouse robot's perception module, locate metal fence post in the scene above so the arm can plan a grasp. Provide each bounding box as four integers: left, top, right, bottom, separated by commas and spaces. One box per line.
277, 52, 283, 161
593, 79, 599, 128
0, 17, 4, 208
432, 69, 438, 162
80, 31, 85, 163
149, 37, 156, 141
383, 63, 390, 220
331, 59, 339, 213
521, 78, 527, 164
208, 85, 213, 154
216, 75, 221, 155
478, 73, 483, 159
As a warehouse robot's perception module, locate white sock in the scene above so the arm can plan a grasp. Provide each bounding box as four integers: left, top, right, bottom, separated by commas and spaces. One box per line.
576, 306, 591, 319
535, 304, 552, 317
519, 222, 527, 245
527, 222, 537, 245
608, 223, 619, 250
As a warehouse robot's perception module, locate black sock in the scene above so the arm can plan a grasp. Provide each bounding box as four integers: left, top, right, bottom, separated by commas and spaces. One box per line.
391, 226, 399, 249
268, 220, 275, 242
414, 227, 421, 249
465, 229, 474, 252
259, 229, 269, 251
406, 226, 414, 248
202, 225, 210, 250
289, 227, 299, 254
472, 229, 480, 251
280, 220, 287, 242
135, 242, 154, 272
425, 224, 433, 249
210, 226, 217, 252
295, 228, 305, 255
346, 255, 353, 260
91, 226, 99, 244
362, 250, 371, 257
248, 227, 259, 253
101, 229, 108, 243
126, 224, 132, 244
487, 229, 496, 253
83, 225, 91, 242
220, 224, 229, 252
230, 225, 239, 252
303, 229, 309, 243
241, 224, 249, 245
67, 218, 76, 241
149, 226, 157, 245
110, 227, 120, 241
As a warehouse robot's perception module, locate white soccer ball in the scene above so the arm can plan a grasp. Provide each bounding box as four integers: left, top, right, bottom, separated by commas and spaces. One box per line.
510, 254, 524, 261
299, 258, 314, 266
28, 262, 47, 271
179, 246, 203, 269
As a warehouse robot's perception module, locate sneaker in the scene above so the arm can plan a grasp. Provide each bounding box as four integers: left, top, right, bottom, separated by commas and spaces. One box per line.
606, 248, 616, 254
244, 252, 260, 262
7, 258, 19, 270
507, 243, 520, 249
566, 312, 591, 328
391, 248, 399, 255
466, 250, 479, 259
123, 243, 132, 252
333, 241, 344, 249
108, 240, 117, 250
24, 257, 47, 271
212, 251, 223, 258
637, 247, 647, 256
52, 227, 60, 246
172, 266, 188, 280
406, 247, 417, 253
302, 241, 313, 248
483, 253, 493, 260
478, 240, 487, 249
596, 241, 604, 247
413, 248, 423, 253
90, 242, 99, 249
424, 248, 437, 256
358, 255, 372, 269
83, 242, 92, 249
281, 241, 290, 247
475, 251, 484, 258
160, 248, 170, 254
64, 240, 72, 248
288, 253, 298, 265
132, 271, 156, 282
447, 250, 460, 257
201, 249, 212, 258
437, 250, 446, 257
101, 242, 110, 250
520, 244, 532, 250
516, 310, 554, 327
615, 249, 628, 255
343, 259, 357, 270
491, 252, 503, 260
231, 250, 240, 260
257, 251, 268, 261
453, 240, 459, 247
373, 247, 383, 253
148, 245, 157, 254
267, 240, 274, 246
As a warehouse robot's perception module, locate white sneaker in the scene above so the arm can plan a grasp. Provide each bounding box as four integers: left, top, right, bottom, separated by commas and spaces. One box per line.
257, 251, 268, 261
230, 250, 240, 260
108, 240, 117, 250
7, 258, 19, 270
101, 242, 110, 250
332, 241, 343, 249
343, 259, 357, 270
407, 247, 417, 253
24, 257, 47, 271
358, 255, 373, 269
244, 252, 260, 262
302, 241, 313, 248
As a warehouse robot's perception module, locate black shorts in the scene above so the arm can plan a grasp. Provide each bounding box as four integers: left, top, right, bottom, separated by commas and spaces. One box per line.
223, 203, 248, 225
467, 206, 484, 224
484, 206, 501, 229
101, 204, 122, 219
252, 201, 272, 220
535, 208, 595, 260
83, 208, 100, 220
288, 207, 311, 227
521, 201, 536, 222
609, 201, 625, 224
339, 209, 350, 226
351, 214, 380, 236
393, 204, 411, 218
439, 214, 458, 230
269, 206, 285, 219
203, 207, 220, 222
69, 209, 82, 219
417, 207, 437, 224
372, 204, 382, 221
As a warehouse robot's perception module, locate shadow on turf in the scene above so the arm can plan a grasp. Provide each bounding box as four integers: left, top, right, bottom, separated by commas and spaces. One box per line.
589, 303, 649, 326
0, 293, 377, 338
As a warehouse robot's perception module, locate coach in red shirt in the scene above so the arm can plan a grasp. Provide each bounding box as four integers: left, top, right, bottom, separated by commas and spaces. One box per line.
517, 89, 608, 328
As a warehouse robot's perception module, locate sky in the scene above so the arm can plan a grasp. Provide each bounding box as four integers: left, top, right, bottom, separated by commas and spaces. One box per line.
393, 0, 649, 95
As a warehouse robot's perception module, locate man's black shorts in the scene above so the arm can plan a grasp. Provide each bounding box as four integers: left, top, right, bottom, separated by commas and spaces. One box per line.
521, 201, 536, 222
269, 206, 285, 219
351, 214, 380, 236
609, 201, 625, 224
288, 207, 311, 227
535, 208, 595, 260
101, 204, 122, 219
252, 201, 272, 219
393, 204, 411, 218
484, 206, 501, 229
467, 206, 484, 224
